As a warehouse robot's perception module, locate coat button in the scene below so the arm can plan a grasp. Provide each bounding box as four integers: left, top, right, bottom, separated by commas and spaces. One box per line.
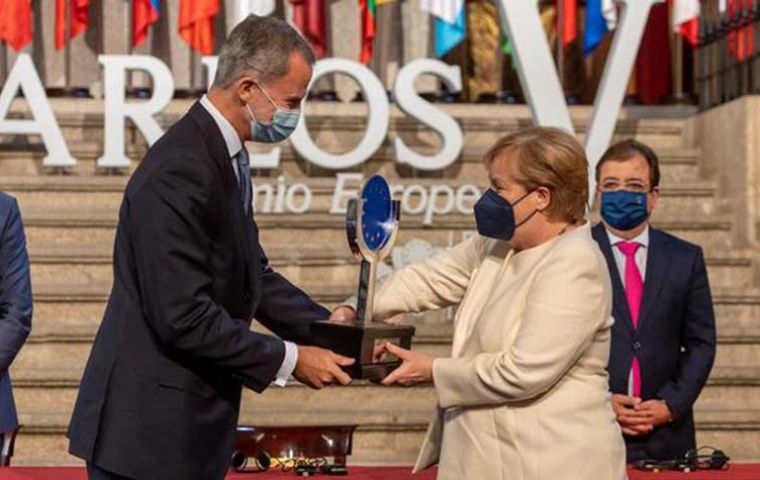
633, 341, 642, 352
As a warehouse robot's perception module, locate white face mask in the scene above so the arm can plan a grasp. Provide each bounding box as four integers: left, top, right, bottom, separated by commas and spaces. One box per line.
245, 83, 301, 143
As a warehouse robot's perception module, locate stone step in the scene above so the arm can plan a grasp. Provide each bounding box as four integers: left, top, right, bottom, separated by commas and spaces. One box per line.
11, 365, 760, 422
11, 334, 759, 390
22, 279, 760, 338
28, 246, 360, 291
0, 144, 703, 182
9, 407, 760, 465
18, 207, 740, 254
0, 98, 695, 180
695, 367, 760, 411
0, 142, 703, 182
12, 279, 760, 379
10, 409, 431, 466
10, 334, 454, 386
3, 168, 715, 220
2, 100, 693, 148
25, 237, 758, 292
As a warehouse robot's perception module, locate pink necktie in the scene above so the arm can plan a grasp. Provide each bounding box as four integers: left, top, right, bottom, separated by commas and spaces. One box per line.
617, 241, 643, 397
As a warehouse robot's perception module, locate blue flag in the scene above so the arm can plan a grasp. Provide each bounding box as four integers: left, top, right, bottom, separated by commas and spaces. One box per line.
435, 7, 466, 58
584, 0, 608, 55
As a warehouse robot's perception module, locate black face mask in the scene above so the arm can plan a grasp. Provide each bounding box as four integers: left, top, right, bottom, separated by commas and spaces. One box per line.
473, 189, 538, 240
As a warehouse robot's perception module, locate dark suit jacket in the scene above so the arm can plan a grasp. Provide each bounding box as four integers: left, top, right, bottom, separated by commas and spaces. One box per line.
592, 223, 716, 462
67, 102, 330, 480
0, 192, 32, 434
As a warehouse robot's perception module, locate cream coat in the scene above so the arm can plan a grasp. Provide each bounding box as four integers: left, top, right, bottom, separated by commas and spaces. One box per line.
373, 223, 627, 480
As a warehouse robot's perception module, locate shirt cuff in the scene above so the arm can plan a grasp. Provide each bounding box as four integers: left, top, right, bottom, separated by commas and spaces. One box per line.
272, 341, 298, 387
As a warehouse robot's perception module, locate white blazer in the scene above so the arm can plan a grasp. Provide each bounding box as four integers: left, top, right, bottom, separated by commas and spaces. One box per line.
373, 222, 627, 480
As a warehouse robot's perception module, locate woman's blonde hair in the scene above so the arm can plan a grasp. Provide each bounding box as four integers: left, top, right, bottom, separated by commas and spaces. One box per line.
484, 127, 588, 222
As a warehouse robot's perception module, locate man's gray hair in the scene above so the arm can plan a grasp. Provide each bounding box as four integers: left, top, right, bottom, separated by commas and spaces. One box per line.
213, 15, 315, 88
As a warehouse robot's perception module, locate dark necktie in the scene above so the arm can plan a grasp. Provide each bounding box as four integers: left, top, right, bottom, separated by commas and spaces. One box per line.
235, 147, 252, 216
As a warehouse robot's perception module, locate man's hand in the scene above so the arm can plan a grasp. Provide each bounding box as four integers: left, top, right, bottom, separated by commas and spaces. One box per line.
612, 395, 672, 436
612, 394, 654, 436
380, 343, 433, 387
634, 400, 673, 428
293, 346, 355, 389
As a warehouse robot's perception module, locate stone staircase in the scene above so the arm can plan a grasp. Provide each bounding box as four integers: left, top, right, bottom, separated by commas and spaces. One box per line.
3, 100, 760, 465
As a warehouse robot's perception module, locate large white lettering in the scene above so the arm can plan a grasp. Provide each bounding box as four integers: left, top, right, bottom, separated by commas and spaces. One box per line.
499, 0, 662, 190
98, 55, 174, 168
393, 59, 463, 171
289, 58, 390, 170
0, 54, 76, 167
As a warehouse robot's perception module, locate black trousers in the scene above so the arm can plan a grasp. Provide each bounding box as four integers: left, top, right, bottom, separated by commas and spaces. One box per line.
87, 463, 133, 480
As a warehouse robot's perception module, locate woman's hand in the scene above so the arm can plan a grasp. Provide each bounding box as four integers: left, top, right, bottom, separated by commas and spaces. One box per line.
329, 306, 405, 326
380, 342, 434, 386
329, 305, 357, 324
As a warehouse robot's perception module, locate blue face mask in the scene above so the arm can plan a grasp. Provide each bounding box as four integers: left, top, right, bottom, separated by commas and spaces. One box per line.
246, 83, 301, 143
600, 190, 649, 231
474, 189, 536, 241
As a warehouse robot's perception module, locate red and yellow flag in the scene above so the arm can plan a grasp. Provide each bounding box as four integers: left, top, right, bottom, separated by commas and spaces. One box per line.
359, 0, 376, 63
179, 0, 220, 55
0, 0, 33, 51
55, 0, 89, 50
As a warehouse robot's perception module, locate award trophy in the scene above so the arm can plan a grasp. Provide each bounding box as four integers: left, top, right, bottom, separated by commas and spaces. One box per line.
310, 175, 415, 381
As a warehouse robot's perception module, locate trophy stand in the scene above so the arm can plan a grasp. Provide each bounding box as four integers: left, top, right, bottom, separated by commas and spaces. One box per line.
310, 175, 415, 381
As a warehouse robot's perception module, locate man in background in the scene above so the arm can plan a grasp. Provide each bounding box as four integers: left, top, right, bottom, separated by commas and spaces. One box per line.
592, 139, 716, 462
0, 191, 32, 467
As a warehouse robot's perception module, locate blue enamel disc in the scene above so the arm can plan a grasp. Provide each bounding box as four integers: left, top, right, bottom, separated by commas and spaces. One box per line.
360, 175, 394, 252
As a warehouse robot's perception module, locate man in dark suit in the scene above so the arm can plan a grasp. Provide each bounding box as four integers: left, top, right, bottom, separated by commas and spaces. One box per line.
0, 191, 32, 466
68, 15, 354, 480
592, 139, 717, 462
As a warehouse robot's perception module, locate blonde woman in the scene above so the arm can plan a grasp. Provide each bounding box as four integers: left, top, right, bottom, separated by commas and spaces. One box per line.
334, 127, 627, 480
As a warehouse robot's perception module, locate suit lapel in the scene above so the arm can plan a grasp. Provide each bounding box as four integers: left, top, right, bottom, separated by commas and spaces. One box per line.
188, 102, 258, 311
637, 227, 670, 334
592, 223, 635, 335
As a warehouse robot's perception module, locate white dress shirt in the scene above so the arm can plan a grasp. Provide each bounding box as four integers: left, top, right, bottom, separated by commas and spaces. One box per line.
200, 95, 297, 387
606, 225, 649, 283
605, 225, 649, 396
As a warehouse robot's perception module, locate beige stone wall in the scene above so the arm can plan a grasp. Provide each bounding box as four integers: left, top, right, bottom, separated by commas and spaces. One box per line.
691, 96, 760, 248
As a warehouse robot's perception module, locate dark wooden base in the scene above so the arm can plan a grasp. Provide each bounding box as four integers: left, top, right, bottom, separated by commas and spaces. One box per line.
310, 321, 415, 381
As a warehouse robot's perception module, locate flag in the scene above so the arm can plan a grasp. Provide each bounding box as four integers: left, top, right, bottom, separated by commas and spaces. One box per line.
55, 0, 89, 50
729, 0, 754, 61
179, 0, 220, 55
238, 0, 275, 18
671, 0, 700, 46
434, 9, 465, 57
557, 0, 577, 46
132, 0, 160, 48
0, 0, 33, 51
291, 0, 327, 58
359, 0, 376, 63
635, 3, 671, 104
584, 0, 617, 54
501, 33, 511, 55
421, 0, 466, 57
501, 33, 515, 69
